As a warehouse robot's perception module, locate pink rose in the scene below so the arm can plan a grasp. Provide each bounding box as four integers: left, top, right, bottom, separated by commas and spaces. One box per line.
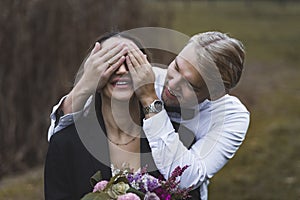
117, 192, 140, 200
93, 180, 108, 192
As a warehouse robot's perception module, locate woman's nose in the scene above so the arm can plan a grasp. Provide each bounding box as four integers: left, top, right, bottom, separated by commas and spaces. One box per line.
115, 63, 128, 74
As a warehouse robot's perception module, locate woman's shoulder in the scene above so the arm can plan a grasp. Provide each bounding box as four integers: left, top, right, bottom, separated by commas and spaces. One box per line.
49, 124, 79, 146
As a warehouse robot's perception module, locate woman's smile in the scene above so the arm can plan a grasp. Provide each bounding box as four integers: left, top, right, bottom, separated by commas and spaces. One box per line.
110, 76, 132, 89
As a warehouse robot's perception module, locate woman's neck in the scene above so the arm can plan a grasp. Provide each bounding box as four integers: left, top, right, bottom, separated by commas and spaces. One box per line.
101, 95, 141, 139
100, 95, 142, 171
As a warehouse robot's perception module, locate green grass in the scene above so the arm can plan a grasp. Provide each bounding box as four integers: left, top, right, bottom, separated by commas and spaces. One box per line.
0, 167, 43, 200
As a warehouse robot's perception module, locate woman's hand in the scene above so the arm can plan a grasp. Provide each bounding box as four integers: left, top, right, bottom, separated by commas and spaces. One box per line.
126, 44, 158, 107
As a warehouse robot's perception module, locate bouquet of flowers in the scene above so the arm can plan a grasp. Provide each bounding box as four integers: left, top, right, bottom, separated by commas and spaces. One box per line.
81, 165, 193, 200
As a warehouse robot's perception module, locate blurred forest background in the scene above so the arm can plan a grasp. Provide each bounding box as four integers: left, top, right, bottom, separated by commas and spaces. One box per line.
0, 0, 299, 199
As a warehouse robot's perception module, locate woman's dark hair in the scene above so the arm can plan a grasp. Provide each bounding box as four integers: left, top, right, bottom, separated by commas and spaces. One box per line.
87, 31, 152, 62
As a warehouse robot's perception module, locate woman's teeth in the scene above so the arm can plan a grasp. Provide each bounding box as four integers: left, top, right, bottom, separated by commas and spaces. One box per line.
116, 81, 128, 85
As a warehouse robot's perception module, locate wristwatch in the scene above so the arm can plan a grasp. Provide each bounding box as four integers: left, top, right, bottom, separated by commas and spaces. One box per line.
143, 100, 164, 115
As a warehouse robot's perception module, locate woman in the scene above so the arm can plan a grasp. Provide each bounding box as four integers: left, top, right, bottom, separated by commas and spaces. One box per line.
44, 33, 199, 200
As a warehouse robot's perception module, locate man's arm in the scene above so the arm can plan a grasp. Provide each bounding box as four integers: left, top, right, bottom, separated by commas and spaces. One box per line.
126, 44, 161, 116
47, 78, 95, 141
143, 99, 250, 188
48, 41, 129, 140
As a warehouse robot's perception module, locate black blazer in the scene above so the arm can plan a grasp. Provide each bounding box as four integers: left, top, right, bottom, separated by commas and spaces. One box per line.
44, 94, 200, 200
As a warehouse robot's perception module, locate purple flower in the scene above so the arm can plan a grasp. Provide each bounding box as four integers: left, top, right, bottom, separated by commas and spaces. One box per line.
127, 174, 134, 182
171, 165, 189, 178
117, 193, 140, 200
145, 175, 160, 191
153, 187, 171, 200
86, 165, 193, 200
93, 180, 108, 192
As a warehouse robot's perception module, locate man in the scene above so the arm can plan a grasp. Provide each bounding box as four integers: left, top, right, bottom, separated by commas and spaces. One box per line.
48, 31, 249, 200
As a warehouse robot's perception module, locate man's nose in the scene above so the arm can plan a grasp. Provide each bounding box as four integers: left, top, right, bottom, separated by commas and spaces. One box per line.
168, 75, 183, 92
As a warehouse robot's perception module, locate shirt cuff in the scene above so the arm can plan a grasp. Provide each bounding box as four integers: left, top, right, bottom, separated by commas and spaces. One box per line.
49, 95, 68, 121
48, 95, 88, 141
143, 109, 175, 141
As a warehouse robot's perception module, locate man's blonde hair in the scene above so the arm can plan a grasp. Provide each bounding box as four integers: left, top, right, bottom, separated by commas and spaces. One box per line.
191, 31, 245, 93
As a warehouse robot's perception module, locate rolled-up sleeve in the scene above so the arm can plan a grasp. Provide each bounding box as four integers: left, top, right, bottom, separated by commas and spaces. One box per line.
47, 95, 93, 141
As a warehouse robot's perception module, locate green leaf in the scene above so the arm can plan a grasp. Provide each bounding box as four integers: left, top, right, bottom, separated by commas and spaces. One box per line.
81, 192, 110, 200
127, 187, 145, 199
90, 171, 102, 187
104, 172, 123, 191
115, 176, 129, 184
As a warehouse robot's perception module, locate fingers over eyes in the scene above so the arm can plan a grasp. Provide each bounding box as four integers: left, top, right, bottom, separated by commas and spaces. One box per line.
128, 44, 147, 65
103, 56, 126, 77
106, 47, 128, 66
94, 42, 126, 62
126, 55, 137, 76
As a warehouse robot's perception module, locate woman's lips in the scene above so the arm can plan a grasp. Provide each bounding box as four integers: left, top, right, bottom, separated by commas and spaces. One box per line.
111, 77, 132, 88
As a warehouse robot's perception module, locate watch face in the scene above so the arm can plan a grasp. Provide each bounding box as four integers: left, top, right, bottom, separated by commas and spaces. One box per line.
143, 100, 164, 114
154, 100, 163, 111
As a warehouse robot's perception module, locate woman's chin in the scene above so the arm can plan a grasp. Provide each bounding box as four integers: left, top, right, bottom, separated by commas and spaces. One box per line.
111, 92, 135, 102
